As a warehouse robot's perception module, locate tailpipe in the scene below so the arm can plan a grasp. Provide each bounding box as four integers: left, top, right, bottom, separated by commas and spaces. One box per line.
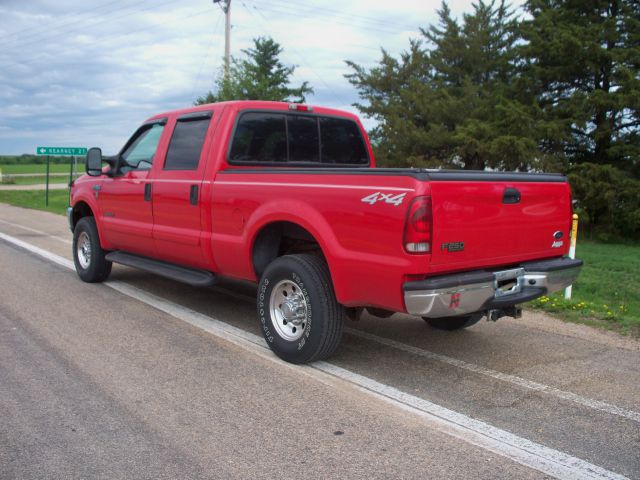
486, 306, 522, 322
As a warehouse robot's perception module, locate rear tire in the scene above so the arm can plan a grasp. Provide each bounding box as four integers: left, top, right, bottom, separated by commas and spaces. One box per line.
73, 217, 112, 283
257, 254, 344, 364
423, 313, 483, 331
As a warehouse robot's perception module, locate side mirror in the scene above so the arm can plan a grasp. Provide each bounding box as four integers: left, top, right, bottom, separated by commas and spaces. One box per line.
86, 147, 103, 176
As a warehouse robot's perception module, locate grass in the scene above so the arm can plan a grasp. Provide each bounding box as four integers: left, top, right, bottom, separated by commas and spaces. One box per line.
0, 163, 77, 174
0, 164, 83, 185
2, 174, 81, 185
0, 190, 70, 216
529, 241, 640, 335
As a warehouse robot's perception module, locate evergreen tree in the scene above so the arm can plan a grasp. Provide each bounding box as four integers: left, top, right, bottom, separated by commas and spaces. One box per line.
520, 0, 640, 174
347, 1, 539, 170
196, 37, 313, 105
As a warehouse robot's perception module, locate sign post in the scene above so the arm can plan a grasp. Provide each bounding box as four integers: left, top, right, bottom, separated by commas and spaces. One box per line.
564, 214, 579, 299
36, 147, 88, 207
45, 156, 50, 206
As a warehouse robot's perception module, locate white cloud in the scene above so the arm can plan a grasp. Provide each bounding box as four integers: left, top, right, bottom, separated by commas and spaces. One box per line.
0, 0, 523, 154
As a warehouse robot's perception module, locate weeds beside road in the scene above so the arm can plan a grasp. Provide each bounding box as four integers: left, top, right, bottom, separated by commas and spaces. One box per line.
0, 191, 637, 336
531, 241, 639, 335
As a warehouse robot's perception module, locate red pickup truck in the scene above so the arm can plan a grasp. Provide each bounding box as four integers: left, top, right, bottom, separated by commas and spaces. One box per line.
68, 100, 582, 363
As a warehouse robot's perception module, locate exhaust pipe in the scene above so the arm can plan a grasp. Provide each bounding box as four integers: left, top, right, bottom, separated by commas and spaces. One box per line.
486, 306, 522, 322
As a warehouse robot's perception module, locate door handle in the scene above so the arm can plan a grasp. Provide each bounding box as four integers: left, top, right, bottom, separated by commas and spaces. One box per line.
190, 185, 198, 206
144, 183, 152, 202
502, 188, 521, 204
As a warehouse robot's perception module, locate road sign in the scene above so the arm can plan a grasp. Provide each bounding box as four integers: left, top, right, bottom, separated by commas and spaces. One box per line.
36, 146, 87, 156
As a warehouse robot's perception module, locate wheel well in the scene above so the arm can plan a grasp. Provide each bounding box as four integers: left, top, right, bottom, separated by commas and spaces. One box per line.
71, 201, 94, 230
252, 222, 323, 278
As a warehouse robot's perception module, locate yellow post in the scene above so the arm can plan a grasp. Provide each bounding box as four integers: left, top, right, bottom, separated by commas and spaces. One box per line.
564, 213, 579, 299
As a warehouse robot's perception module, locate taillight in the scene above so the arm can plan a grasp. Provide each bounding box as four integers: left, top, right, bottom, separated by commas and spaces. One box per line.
404, 196, 432, 254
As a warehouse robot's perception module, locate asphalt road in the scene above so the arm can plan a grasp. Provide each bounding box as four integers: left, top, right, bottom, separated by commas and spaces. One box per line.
0, 203, 638, 479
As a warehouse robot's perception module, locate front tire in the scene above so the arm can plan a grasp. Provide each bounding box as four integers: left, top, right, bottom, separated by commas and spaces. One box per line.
73, 216, 112, 283
257, 254, 344, 364
423, 313, 483, 331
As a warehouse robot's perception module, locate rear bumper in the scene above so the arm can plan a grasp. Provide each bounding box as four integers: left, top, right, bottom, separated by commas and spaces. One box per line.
404, 258, 583, 317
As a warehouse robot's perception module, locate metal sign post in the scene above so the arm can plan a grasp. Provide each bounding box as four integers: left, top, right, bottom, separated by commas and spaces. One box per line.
45, 156, 50, 207
36, 147, 87, 208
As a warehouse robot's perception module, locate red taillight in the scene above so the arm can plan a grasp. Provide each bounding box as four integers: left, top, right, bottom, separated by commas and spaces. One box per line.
288, 104, 313, 112
404, 196, 432, 254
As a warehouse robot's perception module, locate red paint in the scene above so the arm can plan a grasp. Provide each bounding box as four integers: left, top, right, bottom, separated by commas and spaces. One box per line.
70, 101, 573, 314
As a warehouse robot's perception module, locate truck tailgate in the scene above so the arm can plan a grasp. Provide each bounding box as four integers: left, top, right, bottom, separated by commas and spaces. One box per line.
429, 180, 571, 272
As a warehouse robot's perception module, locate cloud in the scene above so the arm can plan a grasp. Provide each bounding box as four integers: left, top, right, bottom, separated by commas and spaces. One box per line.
0, 0, 523, 154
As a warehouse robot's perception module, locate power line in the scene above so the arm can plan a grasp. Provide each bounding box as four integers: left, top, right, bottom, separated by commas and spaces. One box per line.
2, 5, 214, 72
243, 0, 420, 35
241, 2, 355, 106
190, 12, 225, 100
4, 0, 180, 52
0, 0, 131, 42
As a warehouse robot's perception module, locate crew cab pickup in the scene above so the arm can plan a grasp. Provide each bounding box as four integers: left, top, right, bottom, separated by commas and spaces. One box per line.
68, 100, 582, 363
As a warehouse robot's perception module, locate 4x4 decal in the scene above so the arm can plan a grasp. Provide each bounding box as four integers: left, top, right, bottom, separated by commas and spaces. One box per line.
361, 192, 407, 207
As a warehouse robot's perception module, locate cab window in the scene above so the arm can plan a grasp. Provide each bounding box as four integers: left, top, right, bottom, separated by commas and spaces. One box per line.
229, 112, 369, 166
164, 116, 212, 170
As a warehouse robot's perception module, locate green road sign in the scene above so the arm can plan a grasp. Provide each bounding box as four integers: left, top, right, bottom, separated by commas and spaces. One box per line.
36, 146, 87, 156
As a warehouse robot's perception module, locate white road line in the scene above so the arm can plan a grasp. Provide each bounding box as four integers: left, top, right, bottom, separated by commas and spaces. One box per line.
0, 231, 74, 269
2, 220, 638, 424
211, 284, 640, 425
345, 328, 640, 424
0, 218, 72, 245
0, 231, 629, 480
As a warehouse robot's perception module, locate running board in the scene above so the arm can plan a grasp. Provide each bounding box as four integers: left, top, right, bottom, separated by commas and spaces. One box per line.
105, 251, 216, 287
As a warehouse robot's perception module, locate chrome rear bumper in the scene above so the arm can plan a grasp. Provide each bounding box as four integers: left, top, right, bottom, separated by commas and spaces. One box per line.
404, 258, 583, 317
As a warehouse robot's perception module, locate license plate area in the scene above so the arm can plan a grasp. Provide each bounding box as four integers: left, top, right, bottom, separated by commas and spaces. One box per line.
493, 268, 525, 297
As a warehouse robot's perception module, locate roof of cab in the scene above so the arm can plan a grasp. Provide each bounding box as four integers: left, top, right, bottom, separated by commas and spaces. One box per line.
144, 100, 359, 124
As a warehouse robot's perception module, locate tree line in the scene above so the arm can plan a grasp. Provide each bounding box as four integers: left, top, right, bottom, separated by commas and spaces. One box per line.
197, 1, 638, 239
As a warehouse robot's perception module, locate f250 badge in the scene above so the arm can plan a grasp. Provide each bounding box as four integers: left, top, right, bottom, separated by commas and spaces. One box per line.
441, 242, 465, 252
361, 192, 406, 206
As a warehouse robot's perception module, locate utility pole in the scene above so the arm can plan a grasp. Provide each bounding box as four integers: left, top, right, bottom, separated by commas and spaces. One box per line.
213, 0, 231, 82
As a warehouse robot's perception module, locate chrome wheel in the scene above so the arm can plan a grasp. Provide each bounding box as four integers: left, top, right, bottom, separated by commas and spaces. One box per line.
76, 231, 92, 269
269, 279, 308, 341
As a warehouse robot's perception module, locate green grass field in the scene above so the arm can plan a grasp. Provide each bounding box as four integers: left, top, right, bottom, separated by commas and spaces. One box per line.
0, 190, 637, 335
0, 164, 77, 174
0, 190, 70, 216
2, 174, 81, 185
0, 164, 83, 185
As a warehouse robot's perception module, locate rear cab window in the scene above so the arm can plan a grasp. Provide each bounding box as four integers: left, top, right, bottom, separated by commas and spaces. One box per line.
228, 111, 369, 166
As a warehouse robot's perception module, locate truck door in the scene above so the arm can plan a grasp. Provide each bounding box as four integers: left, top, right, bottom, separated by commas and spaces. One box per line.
150, 110, 214, 269
98, 120, 167, 256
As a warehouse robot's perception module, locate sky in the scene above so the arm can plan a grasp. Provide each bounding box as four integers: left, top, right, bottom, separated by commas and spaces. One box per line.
0, 0, 524, 155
